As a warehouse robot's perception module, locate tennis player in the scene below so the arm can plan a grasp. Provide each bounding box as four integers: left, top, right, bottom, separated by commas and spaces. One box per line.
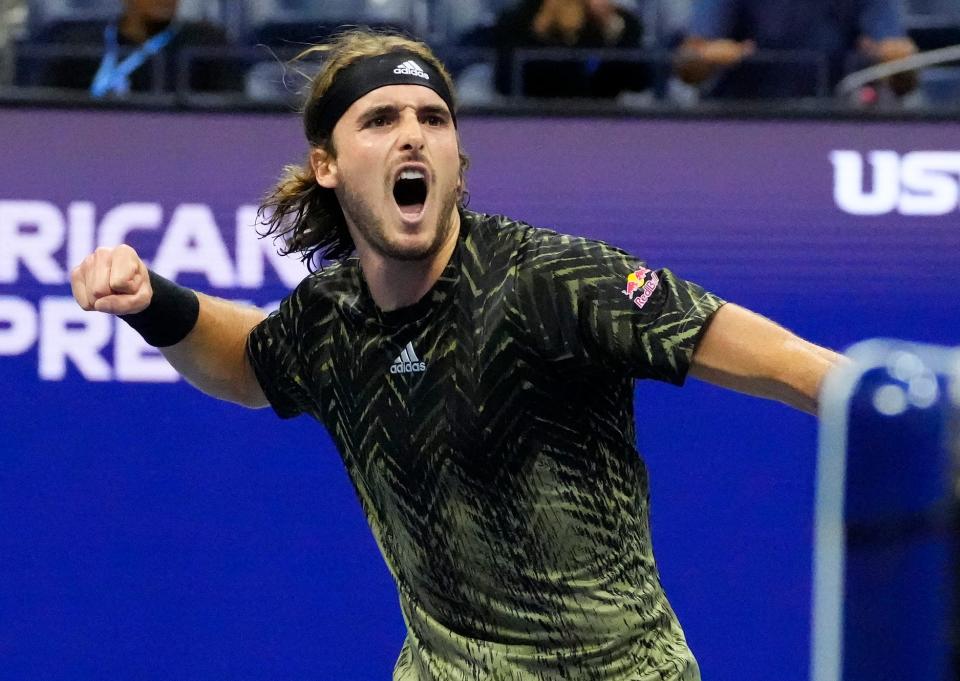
71, 29, 841, 681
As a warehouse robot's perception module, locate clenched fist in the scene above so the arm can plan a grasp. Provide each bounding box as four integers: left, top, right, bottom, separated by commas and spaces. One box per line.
70, 245, 153, 315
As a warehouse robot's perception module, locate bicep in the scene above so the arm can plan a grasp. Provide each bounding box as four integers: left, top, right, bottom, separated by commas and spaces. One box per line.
161, 294, 269, 408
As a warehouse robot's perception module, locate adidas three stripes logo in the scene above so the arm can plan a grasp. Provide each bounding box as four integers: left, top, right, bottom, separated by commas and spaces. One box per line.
390, 342, 427, 374
393, 60, 430, 80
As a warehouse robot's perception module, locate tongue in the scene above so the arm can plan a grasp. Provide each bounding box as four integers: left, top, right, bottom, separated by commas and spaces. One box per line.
399, 202, 424, 217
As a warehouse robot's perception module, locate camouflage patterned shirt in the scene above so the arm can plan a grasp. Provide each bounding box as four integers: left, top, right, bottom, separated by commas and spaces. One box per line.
247, 210, 725, 680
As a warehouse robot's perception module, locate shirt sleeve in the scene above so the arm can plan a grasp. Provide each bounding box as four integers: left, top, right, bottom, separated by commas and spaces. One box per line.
857, 0, 907, 40
246, 283, 315, 419
514, 230, 726, 385
688, 0, 739, 39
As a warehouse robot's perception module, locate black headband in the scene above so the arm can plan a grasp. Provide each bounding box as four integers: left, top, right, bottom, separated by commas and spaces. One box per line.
304, 50, 457, 143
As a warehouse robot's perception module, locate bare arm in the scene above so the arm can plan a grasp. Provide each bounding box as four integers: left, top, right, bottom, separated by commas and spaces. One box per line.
159, 294, 269, 408
688, 303, 846, 414
858, 36, 919, 95
674, 36, 755, 85
70, 245, 269, 408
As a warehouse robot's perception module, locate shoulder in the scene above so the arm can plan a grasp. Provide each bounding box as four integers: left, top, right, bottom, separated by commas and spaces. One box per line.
296, 257, 357, 292
285, 258, 361, 317
463, 208, 534, 241
463, 210, 637, 287
521, 226, 632, 272
464, 209, 631, 263
460, 209, 533, 257
462, 209, 591, 263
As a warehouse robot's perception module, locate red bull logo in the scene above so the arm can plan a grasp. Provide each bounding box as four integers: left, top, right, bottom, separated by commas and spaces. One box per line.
622, 267, 659, 309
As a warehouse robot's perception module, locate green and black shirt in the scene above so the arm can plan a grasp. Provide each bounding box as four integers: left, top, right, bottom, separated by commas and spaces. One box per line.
247, 210, 725, 681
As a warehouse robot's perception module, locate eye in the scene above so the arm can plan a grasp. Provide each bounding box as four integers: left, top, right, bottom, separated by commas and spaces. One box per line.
425, 114, 446, 126
363, 111, 396, 128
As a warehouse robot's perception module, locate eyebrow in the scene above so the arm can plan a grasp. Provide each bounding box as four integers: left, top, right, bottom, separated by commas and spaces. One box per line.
359, 104, 451, 122
418, 105, 451, 119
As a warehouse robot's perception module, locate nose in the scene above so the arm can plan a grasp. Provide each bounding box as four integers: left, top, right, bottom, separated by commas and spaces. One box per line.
396, 109, 424, 152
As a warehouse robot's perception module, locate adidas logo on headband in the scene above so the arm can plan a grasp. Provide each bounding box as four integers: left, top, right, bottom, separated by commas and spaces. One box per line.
306, 51, 456, 140
393, 60, 430, 80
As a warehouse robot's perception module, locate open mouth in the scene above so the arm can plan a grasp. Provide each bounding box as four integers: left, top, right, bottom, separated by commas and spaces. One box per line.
392, 169, 428, 218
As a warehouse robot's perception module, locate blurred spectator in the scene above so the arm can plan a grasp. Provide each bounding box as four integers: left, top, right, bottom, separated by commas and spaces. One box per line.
674, 0, 919, 99
2, 1, 26, 48
646, 0, 693, 48
493, 0, 652, 97
33, 0, 239, 95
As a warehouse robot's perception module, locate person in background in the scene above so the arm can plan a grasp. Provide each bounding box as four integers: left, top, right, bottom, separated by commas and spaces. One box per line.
674, 0, 919, 99
494, 0, 652, 97
34, 0, 240, 95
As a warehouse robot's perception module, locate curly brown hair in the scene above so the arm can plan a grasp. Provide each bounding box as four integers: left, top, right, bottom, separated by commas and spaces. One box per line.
257, 29, 469, 268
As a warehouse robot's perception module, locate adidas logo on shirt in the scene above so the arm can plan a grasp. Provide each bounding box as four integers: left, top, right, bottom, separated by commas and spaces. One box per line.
393, 60, 430, 80
390, 342, 427, 374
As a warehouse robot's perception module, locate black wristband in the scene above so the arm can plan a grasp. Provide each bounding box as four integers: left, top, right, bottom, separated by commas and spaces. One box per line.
120, 270, 200, 347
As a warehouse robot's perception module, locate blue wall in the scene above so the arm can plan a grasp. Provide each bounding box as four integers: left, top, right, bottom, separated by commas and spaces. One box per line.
1, 109, 958, 679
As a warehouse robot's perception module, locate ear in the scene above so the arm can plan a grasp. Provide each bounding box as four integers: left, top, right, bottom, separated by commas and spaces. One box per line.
310, 147, 338, 189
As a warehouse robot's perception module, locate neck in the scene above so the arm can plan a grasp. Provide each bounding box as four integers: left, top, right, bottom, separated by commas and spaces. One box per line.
118, 12, 172, 43
358, 211, 461, 312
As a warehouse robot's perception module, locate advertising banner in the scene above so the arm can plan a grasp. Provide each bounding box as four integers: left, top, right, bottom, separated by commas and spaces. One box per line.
1, 108, 958, 680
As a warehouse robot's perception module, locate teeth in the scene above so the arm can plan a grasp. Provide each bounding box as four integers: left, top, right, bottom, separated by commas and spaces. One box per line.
399, 169, 425, 180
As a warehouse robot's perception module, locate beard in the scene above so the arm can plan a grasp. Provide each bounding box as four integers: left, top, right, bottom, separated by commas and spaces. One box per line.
339, 182, 459, 262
